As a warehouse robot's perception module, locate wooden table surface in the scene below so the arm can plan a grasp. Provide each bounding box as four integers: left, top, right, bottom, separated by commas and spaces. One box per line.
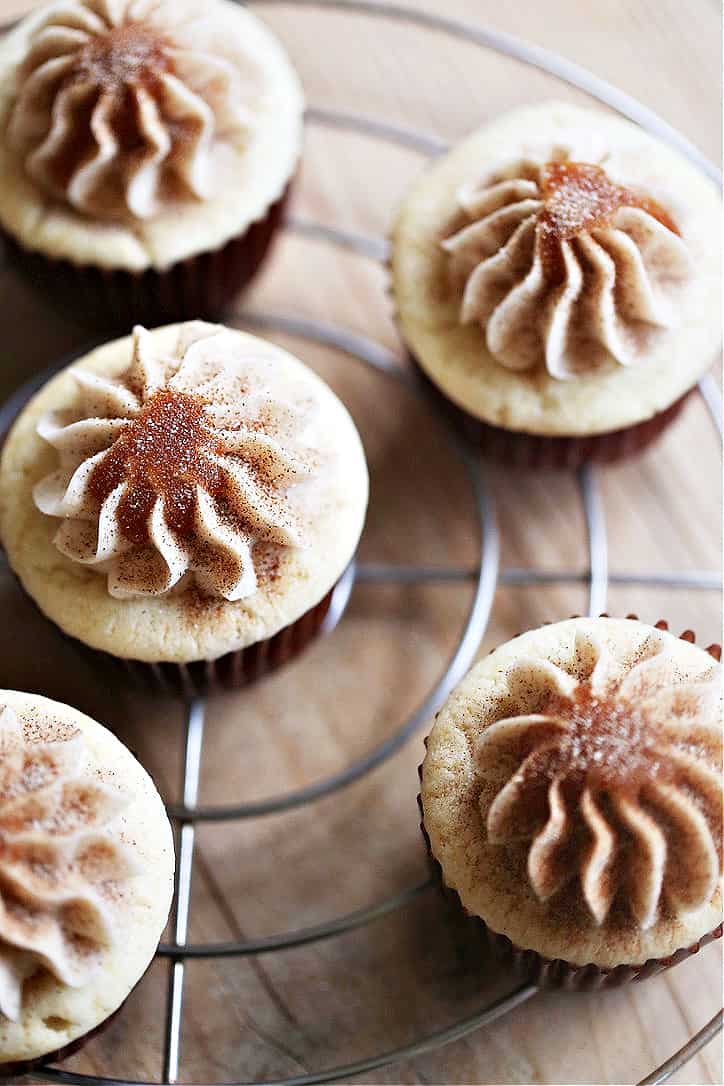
0, 1, 721, 1084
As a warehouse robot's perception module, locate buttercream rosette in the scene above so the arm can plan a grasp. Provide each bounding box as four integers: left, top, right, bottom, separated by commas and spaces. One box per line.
0, 704, 135, 1021
33, 322, 316, 601
442, 147, 691, 378
6, 0, 252, 222
477, 627, 722, 928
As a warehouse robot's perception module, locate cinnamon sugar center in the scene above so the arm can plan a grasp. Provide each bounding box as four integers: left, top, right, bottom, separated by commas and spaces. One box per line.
88, 388, 225, 545
73, 22, 172, 91
537, 161, 679, 282
534, 685, 666, 792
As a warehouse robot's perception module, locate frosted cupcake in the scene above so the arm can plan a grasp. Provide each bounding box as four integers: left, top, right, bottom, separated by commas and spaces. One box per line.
392, 102, 721, 466
420, 617, 722, 988
0, 0, 304, 328
0, 689, 174, 1074
0, 321, 368, 693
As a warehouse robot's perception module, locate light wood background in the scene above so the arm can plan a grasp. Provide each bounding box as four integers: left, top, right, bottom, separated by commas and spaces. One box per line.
0, 1, 721, 1084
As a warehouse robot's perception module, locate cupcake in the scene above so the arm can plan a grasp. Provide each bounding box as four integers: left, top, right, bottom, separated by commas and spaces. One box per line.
391, 102, 721, 467
0, 0, 303, 329
420, 617, 722, 988
0, 689, 174, 1075
0, 321, 368, 694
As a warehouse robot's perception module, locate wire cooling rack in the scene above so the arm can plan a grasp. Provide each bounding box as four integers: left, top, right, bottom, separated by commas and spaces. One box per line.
0, 1, 720, 1083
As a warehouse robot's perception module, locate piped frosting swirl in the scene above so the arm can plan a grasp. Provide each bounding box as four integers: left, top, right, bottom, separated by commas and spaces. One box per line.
6, 0, 251, 221
34, 322, 315, 600
476, 629, 722, 928
442, 148, 691, 377
0, 705, 135, 1020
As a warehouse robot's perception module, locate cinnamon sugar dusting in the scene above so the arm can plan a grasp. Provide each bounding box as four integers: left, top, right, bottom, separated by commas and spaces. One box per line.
443, 150, 690, 376
476, 628, 722, 928
71, 21, 172, 90
89, 389, 224, 544
7, 0, 251, 220
532, 685, 667, 791
538, 161, 680, 281
34, 323, 317, 601
0, 705, 135, 1020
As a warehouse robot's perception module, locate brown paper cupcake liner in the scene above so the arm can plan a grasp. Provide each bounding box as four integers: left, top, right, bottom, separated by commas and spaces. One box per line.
3, 545, 344, 697
0, 183, 291, 333
481, 922, 723, 991
57, 582, 338, 698
108, 584, 337, 697
418, 618, 723, 990
408, 351, 693, 469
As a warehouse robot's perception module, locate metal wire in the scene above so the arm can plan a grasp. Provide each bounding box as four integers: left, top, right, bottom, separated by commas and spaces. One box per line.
356, 564, 722, 590
162, 700, 206, 1083
253, 0, 722, 186
157, 878, 432, 959
637, 1011, 724, 1086
306, 105, 448, 157
0, 1, 715, 1083
0, 546, 719, 591
31, 983, 539, 1086
287, 215, 390, 260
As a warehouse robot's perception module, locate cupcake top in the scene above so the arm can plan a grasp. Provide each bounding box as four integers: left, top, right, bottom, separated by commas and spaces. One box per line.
0, 689, 174, 1066
392, 102, 721, 437
0, 0, 303, 270
34, 322, 318, 602
0, 322, 368, 663
421, 618, 722, 968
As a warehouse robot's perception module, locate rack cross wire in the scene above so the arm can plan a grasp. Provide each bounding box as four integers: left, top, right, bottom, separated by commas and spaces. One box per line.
0, 2, 719, 1084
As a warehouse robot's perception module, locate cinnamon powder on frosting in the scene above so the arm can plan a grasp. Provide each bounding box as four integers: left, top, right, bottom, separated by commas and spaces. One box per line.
35, 324, 317, 602
72, 21, 173, 90
531, 685, 671, 793
477, 630, 722, 928
88, 388, 225, 544
25, 20, 175, 194
7, 2, 253, 221
538, 161, 680, 282
0, 706, 134, 1021
442, 151, 691, 378
71, 21, 205, 187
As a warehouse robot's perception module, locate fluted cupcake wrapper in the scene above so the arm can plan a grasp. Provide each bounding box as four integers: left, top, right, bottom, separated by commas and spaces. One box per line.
483, 923, 723, 991
110, 586, 336, 697
0, 184, 291, 333
4, 550, 340, 698
408, 352, 693, 469
418, 618, 723, 990
62, 584, 337, 698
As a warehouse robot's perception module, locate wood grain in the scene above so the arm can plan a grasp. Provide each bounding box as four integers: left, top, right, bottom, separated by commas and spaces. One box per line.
0, 1, 720, 1084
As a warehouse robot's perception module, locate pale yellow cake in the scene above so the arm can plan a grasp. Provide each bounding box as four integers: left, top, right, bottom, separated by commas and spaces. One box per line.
0, 322, 369, 664
421, 617, 723, 969
0, 690, 174, 1066
392, 102, 721, 438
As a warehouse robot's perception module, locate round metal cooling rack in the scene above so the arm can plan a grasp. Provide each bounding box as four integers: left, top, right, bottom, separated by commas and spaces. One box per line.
0, 1, 719, 1084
